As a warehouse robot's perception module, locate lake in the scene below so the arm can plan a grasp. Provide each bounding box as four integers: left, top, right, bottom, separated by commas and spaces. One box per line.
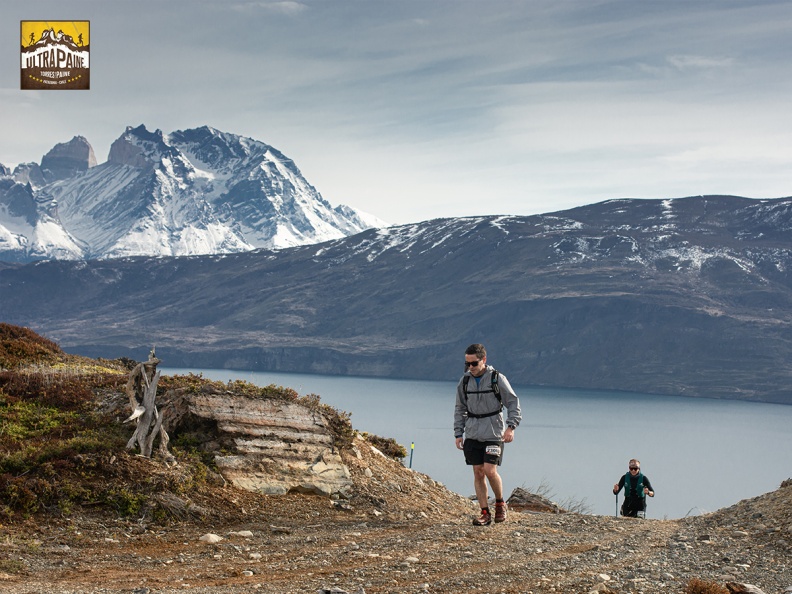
162, 367, 792, 519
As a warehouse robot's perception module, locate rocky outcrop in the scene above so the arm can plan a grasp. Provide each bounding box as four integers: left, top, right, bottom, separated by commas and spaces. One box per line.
168, 389, 352, 497
0, 180, 37, 225
7, 162, 47, 187
40, 136, 96, 181
106, 125, 172, 169
507, 486, 566, 513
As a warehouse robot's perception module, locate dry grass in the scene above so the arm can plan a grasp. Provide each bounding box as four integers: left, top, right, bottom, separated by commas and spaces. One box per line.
685, 578, 730, 594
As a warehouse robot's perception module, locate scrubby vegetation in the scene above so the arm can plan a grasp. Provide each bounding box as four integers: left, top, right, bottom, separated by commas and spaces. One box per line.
0, 324, 357, 522
0, 340, 134, 518
684, 578, 730, 594
361, 432, 408, 460
0, 323, 61, 369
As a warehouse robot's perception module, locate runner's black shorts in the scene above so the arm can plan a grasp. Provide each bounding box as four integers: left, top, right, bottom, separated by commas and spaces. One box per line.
463, 439, 504, 466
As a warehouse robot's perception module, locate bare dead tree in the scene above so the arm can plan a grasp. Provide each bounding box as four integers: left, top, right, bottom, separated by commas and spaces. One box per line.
124, 348, 175, 464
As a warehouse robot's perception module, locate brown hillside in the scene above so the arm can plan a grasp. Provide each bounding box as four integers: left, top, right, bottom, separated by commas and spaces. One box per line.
0, 325, 789, 593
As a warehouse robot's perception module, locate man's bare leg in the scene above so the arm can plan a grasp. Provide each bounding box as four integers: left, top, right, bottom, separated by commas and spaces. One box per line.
483, 462, 503, 501
473, 464, 489, 509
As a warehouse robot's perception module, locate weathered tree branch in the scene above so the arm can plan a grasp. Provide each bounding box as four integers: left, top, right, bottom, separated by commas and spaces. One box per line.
123, 348, 175, 464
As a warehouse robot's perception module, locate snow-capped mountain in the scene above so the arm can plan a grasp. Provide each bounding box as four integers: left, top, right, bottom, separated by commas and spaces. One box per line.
0, 125, 385, 262
4, 195, 792, 403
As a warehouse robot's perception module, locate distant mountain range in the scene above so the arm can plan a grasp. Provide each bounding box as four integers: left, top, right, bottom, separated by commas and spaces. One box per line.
0, 125, 384, 262
3, 195, 792, 404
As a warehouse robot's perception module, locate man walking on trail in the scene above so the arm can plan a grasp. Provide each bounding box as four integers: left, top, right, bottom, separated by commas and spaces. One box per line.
613, 458, 655, 517
454, 343, 522, 526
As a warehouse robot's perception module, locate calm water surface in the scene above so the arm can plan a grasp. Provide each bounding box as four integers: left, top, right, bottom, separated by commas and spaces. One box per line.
163, 367, 792, 519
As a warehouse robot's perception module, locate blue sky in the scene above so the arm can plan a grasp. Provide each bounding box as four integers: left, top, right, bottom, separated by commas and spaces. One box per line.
2, 0, 792, 224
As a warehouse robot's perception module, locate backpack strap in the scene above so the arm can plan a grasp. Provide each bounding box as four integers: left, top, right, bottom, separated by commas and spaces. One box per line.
462, 369, 503, 419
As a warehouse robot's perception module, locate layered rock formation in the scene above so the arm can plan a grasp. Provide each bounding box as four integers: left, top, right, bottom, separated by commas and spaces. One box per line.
154, 384, 353, 498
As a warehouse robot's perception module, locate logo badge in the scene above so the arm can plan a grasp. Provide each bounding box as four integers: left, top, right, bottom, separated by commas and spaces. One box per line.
21, 21, 90, 90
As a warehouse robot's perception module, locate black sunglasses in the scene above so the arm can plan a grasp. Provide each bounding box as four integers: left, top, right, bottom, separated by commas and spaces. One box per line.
629, 467, 639, 471
465, 360, 481, 367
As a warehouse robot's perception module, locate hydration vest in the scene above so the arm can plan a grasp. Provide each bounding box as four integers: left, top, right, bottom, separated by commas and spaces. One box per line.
462, 369, 502, 418
623, 471, 646, 499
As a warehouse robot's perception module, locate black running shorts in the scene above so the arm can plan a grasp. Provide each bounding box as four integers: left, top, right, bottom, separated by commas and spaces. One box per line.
463, 439, 503, 466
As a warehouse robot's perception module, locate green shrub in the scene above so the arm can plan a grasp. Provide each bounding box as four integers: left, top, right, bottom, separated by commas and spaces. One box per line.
102, 487, 148, 516
0, 399, 77, 441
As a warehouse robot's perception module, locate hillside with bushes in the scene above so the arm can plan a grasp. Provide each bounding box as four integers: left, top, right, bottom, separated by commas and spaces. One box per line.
0, 324, 789, 594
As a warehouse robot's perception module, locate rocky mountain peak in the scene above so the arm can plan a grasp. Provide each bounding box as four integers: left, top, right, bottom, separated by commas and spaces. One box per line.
107, 124, 178, 169
167, 125, 298, 182
40, 135, 97, 181
168, 125, 258, 163
0, 124, 384, 261
8, 162, 47, 188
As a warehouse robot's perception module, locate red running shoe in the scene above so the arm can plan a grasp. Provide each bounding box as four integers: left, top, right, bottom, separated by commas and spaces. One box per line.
473, 508, 491, 526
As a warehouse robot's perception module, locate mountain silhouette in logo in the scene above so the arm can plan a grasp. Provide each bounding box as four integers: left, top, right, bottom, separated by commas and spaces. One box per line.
22, 27, 88, 53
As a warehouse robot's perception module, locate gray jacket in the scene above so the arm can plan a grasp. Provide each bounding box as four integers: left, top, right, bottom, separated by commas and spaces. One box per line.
454, 365, 522, 441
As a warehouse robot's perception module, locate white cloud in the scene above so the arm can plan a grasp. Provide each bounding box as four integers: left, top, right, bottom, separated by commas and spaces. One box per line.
667, 55, 734, 70
234, 1, 308, 15
1, 0, 792, 224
